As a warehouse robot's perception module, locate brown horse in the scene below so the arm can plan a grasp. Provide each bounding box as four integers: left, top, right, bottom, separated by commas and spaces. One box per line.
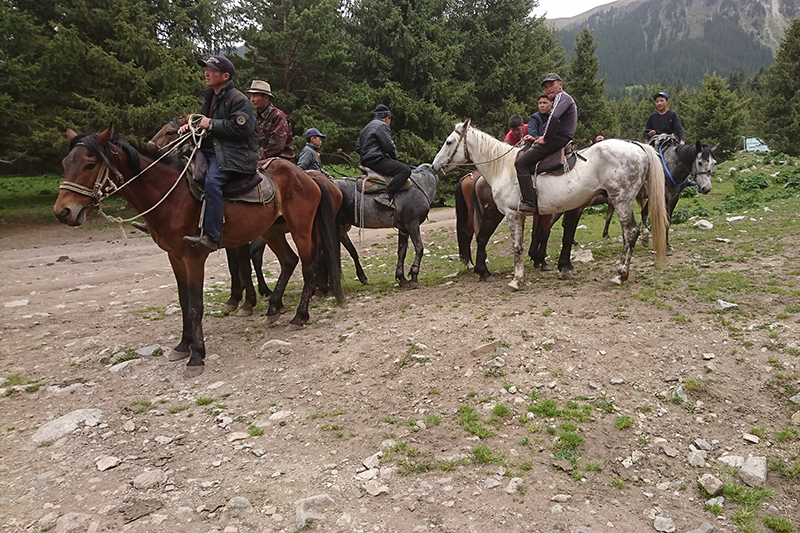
54, 127, 342, 377
455, 171, 556, 279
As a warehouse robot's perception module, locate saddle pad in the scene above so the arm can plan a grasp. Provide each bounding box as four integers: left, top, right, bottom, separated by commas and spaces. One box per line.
535, 148, 577, 176
186, 168, 275, 205
355, 174, 412, 194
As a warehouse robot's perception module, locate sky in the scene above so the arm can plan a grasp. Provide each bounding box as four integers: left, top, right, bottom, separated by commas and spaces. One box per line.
532, 0, 618, 20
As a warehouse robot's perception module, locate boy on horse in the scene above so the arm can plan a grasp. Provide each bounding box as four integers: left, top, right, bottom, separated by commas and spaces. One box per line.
644, 92, 685, 145
504, 115, 527, 146
514, 73, 577, 213
247, 80, 295, 160
297, 127, 331, 178
526, 92, 552, 139
180, 55, 258, 252
355, 104, 411, 209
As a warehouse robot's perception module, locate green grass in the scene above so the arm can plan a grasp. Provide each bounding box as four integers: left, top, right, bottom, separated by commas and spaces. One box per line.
614, 415, 634, 430
472, 444, 505, 465
458, 405, 493, 439
195, 396, 214, 406
763, 514, 795, 532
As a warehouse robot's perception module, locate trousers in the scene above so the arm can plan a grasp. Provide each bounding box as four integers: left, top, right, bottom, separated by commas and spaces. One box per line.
200, 147, 235, 244
367, 157, 412, 195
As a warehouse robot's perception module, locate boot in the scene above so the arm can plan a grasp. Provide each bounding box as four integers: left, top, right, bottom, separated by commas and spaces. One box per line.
183, 234, 219, 251
517, 174, 538, 214
374, 192, 395, 209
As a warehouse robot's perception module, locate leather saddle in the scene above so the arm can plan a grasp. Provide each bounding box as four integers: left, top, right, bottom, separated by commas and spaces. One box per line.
355, 166, 413, 193
188, 152, 275, 204
534, 141, 578, 176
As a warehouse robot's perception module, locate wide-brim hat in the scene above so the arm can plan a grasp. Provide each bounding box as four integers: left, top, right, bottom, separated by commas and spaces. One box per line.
247, 80, 273, 96
542, 73, 562, 86
198, 55, 235, 77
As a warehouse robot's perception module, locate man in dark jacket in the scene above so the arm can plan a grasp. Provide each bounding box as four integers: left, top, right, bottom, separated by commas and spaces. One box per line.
354, 104, 410, 209
514, 73, 577, 213
644, 92, 685, 145
526, 93, 552, 139
180, 55, 258, 251
297, 127, 330, 177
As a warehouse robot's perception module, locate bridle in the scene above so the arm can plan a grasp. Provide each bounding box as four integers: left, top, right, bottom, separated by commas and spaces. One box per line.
439, 124, 471, 171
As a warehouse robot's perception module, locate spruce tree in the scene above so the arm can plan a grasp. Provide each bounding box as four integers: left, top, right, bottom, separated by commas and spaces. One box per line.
680, 74, 744, 159
762, 19, 800, 155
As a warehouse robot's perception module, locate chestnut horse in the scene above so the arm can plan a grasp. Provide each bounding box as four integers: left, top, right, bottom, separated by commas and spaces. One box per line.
54, 127, 342, 377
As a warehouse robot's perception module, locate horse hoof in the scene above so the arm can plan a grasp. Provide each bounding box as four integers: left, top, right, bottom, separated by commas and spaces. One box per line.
223, 302, 239, 313
608, 275, 623, 286
235, 308, 253, 317
666, 247, 674, 256
168, 350, 190, 362
560, 270, 576, 280
408, 281, 420, 289
539, 263, 553, 272
286, 323, 304, 331
183, 365, 205, 378
267, 314, 281, 324
505, 282, 521, 292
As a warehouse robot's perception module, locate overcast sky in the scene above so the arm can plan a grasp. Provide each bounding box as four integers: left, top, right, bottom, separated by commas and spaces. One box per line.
532, 0, 618, 19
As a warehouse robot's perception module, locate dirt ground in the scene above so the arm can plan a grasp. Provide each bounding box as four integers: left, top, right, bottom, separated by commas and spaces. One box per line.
0, 209, 798, 533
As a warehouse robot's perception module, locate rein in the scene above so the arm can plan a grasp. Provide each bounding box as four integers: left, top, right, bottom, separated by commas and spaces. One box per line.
658, 143, 695, 189
443, 123, 517, 172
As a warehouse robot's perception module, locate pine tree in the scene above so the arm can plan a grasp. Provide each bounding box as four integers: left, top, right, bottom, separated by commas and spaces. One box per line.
680, 74, 744, 159
762, 19, 800, 155
566, 29, 618, 146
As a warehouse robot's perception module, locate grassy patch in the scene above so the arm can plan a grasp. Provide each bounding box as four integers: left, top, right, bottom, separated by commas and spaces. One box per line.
458, 405, 493, 438
763, 514, 795, 532
195, 396, 215, 406
472, 444, 505, 465
614, 415, 634, 430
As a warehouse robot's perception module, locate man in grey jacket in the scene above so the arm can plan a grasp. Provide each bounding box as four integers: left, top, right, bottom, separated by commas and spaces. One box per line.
297, 128, 330, 177
180, 55, 258, 251
354, 104, 410, 209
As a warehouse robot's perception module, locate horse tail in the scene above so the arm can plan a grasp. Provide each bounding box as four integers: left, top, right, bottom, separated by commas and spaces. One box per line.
454, 174, 474, 266
315, 183, 345, 305
644, 145, 668, 266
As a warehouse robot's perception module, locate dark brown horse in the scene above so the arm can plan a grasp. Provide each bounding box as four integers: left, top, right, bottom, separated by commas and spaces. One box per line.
54, 127, 342, 378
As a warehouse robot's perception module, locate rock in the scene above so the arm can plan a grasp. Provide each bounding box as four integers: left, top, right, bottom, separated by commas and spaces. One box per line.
662, 446, 679, 458
505, 477, 523, 494
588, 381, 601, 390
610, 378, 625, 385
362, 479, 389, 496
133, 469, 167, 490
154, 435, 172, 445
653, 516, 676, 532
714, 300, 738, 311
355, 469, 378, 481
739, 455, 767, 487
695, 438, 712, 451
490, 357, 506, 368
32, 408, 103, 444
693, 219, 713, 229
164, 304, 180, 316
571, 249, 594, 263
484, 478, 501, 489
697, 474, 724, 496
227, 496, 252, 510
251, 448, 266, 457
269, 410, 292, 421
718, 455, 744, 468
262, 339, 292, 350
551, 504, 564, 514
742, 433, 760, 444
54, 512, 92, 532
96, 456, 121, 471
227, 432, 250, 442
108, 359, 139, 373
470, 340, 502, 358
705, 496, 725, 507
123, 420, 135, 432
688, 450, 707, 467
702, 353, 716, 360
553, 460, 574, 472
789, 393, 800, 405
136, 344, 164, 356
363, 452, 381, 470
673, 385, 688, 403
686, 522, 715, 533
792, 411, 800, 426
551, 494, 572, 502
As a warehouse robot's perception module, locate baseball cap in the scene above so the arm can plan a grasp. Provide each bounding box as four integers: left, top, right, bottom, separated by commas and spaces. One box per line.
198, 55, 235, 77
305, 128, 325, 139
654, 91, 669, 100
542, 73, 562, 85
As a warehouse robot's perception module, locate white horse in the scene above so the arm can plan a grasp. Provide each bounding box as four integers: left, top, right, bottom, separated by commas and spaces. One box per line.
432, 120, 667, 289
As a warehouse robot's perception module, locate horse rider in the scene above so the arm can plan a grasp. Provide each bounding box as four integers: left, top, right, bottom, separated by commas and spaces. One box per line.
525, 92, 552, 139
504, 114, 527, 146
247, 80, 294, 160
180, 55, 258, 252
355, 104, 411, 209
644, 91, 685, 146
514, 73, 577, 213
297, 127, 331, 178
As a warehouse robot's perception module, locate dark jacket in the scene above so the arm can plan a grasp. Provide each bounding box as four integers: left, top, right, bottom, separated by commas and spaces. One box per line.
297, 143, 330, 177
542, 90, 577, 147
527, 111, 550, 138
199, 80, 258, 174
644, 109, 685, 142
355, 118, 399, 165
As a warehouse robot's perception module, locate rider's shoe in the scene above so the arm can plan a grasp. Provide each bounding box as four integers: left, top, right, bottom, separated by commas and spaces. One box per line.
374, 193, 395, 209
183, 234, 219, 251
516, 200, 538, 214
131, 221, 149, 234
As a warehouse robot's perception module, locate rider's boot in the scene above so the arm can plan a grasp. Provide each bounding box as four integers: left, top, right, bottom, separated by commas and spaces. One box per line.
374, 192, 395, 209
517, 174, 538, 214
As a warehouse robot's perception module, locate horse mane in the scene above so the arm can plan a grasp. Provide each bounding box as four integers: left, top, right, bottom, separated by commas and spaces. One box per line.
69, 132, 182, 174
462, 123, 519, 178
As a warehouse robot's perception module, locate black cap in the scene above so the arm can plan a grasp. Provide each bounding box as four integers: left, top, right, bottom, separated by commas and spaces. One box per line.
198, 55, 235, 78
374, 104, 392, 119
542, 73, 562, 85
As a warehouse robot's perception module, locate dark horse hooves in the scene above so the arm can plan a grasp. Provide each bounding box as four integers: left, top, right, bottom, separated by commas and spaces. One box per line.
168, 350, 190, 362
183, 364, 205, 378
223, 299, 240, 313
235, 308, 253, 317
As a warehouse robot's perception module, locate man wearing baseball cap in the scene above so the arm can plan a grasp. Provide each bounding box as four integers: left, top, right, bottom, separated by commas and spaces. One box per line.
514, 73, 577, 213
247, 80, 294, 160
297, 128, 330, 178
181, 55, 258, 252
644, 92, 685, 145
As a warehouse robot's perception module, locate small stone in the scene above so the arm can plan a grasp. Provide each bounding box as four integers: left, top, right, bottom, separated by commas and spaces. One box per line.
154, 435, 173, 445
718, 455, 744, 468
133, 470, 167, 490
484, 478, 501, 489
662, 446, 679, 458
664, 375, 679, 382
789, 393, 800, 405
702, 353, 716, 360
550, 504, 564, 514
697, 473, 724, 496
96, 456, 121, 471
739, 455, 767, 487
791, 411, 800, 426
227, 496, 252, 510
673, 385, 688, 403
363, 479, 389, 496
588, 381, 600, 390
269, 410, 292, 421
686, 522, 715, 533
714, 300, 738, 311
470, 340, 502, 358
688, 450, 707, 467
363, 452, 382, 470
251, 448, 266, 457
705, 496, 724, 507
693, 219, 713, 229
695, 438, 712, 451
123, 420, 135, 432
227, 432, 250, 442
742, 433, 760, 444
136, 344, 164, 356
551, 494, 571, 502
32, 408, 103, 444
654, 515, 676, 532
553, 460, 574, 472
610, 378, 625, 385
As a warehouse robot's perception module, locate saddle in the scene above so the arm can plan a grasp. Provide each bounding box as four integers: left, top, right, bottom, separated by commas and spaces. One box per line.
187, 151, 275, 204
534, 141, 577, 176
355, 166, 413, 193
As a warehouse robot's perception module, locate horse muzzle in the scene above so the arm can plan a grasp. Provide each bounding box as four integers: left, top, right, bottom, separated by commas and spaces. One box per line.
54, 204, 89, 226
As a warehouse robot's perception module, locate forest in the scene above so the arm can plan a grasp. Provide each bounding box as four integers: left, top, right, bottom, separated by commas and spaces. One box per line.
2, 0, 800, 185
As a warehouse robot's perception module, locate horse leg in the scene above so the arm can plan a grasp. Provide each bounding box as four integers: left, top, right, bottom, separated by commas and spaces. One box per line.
250, 237, 272, 297
610, 206, 640, 286
341, 227, 368, 284
167, 253, 191, 361
530, 214, 554, 271
558, 208, 583, 279
234, 243, 257, 317
224, 248, 242, 312
407, 224, 424, 289
454, 177, 474, 269
639, 202, 651, 248
603, 204, 614, 239
286, 230, 319, 330
395, 232, 411, 288
665, 194, 681, 255
505, 211, 526, 291
474, 208, 504, 281
179, 253, 208, 377
263, 229, 299, 323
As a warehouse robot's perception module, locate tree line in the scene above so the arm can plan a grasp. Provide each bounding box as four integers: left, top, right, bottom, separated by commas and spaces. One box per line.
2, 1, 799, 188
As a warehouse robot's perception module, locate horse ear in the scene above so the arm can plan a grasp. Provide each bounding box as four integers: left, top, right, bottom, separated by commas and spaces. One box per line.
463, 118, 471, 130
711, 143, 720, 154
66, 128, 78, 141
696, 140, 703, 152
97, 125, 114, 145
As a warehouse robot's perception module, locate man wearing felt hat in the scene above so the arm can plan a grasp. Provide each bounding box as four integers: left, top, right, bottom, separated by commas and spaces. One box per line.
644, 91, 685, 145
247, 80, 294, 160
180, 55, 258, 252
297, 128, 330, 178
514, 73, 577, 213
354, 104, 411, 209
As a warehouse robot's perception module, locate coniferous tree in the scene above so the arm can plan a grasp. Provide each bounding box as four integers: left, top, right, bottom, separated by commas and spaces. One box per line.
680, 74, 744, 159
762, 19, 800, 155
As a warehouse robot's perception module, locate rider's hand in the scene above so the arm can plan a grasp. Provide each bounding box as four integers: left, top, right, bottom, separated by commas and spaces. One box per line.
522, 134, 535, 143
533, 136, 545, 145
198, 117, 212, 130
648, 130, 656, 137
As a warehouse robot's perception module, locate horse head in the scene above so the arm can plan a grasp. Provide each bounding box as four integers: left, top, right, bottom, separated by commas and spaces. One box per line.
149, 114, 191, 151
432, 119, 471, 174
693, 141, 719, 195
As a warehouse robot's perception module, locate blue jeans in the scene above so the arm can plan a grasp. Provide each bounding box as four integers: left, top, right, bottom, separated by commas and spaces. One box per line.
200, 147, 233, 244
